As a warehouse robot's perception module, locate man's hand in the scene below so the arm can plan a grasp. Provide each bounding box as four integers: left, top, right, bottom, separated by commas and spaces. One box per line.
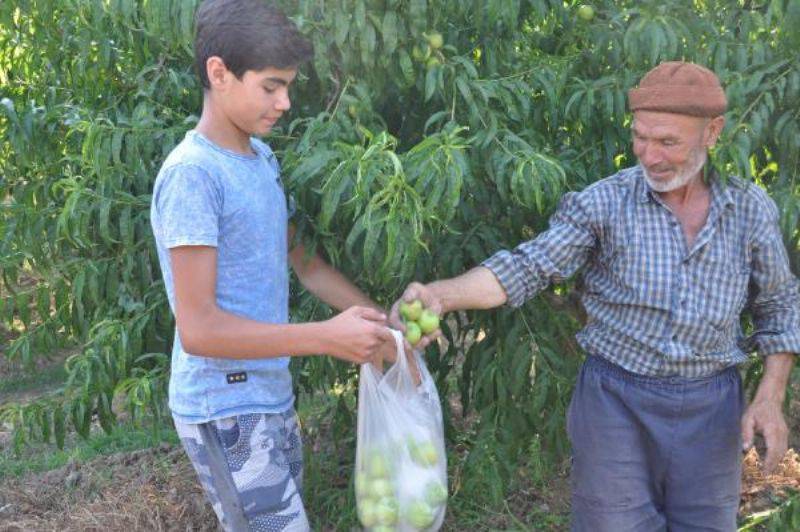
743, 353, 795, 474
322, 306, 395, 364
741, 399, 789, 474
389, 282, 444, 350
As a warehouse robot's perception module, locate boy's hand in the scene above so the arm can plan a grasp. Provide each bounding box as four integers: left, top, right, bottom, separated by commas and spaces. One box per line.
374, 334, 399, 364
371, 332, 423, 386
323, 306, 395, 364
388, 282, 444, 350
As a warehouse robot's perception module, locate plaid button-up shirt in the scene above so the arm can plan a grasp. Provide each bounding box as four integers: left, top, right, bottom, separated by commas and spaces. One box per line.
483, 166, 800, 377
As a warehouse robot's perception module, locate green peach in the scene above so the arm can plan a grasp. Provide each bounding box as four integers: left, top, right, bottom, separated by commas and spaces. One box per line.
400, 299, 423, 321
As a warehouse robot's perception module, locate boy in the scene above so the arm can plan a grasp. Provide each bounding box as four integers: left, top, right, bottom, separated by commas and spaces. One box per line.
149, 1, 395, 530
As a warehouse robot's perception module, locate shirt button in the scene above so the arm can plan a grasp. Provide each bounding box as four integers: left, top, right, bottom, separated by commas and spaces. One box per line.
680, 299, 687, 305
672, 334, 678, 341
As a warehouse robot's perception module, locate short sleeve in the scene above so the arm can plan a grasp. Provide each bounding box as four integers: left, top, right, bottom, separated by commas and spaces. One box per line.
152, 163, 222, 248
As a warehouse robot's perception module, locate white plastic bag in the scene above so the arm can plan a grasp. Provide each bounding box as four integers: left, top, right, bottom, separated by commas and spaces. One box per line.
354, 329, 448, 531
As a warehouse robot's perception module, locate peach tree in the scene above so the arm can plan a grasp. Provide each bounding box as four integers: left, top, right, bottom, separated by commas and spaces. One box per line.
1, 0, 798, 501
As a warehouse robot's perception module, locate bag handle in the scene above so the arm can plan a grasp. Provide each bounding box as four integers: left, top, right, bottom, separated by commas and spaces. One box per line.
387, 328, 423, 387
363, 329, 416, 381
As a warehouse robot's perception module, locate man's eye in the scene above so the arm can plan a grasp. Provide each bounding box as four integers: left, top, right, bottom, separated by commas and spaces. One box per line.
263, 87, 276, 94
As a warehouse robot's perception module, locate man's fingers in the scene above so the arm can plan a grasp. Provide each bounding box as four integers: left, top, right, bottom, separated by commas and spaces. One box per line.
418, 292, 439, 313
402, 283, 422, 302
416, 329, 442, 350
415, 337, 428, 350
401, 282, 444, 318
388, 301, 406, 332
741, 415, 755, 452
764, 446, 783, 474
427, 302, 444, 315
763, 424, 788, 474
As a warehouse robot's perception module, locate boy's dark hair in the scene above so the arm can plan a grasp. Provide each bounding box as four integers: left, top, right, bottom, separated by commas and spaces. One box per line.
194, 0, 314, 89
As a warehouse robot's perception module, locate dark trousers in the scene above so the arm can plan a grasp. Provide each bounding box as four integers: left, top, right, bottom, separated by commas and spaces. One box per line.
568, 355, 744, 532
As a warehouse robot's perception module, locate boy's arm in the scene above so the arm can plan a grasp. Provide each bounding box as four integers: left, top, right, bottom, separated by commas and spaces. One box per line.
288, 225, 409, 368
288, 225, 382, 313
171, 245, 393, 362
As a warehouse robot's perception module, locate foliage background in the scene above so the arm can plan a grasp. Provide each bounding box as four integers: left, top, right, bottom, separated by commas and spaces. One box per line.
1, 0, 800, 528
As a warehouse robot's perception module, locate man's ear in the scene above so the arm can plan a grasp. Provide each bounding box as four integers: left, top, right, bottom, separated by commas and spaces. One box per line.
704, 115, 726, 148
206, 56, 229, 91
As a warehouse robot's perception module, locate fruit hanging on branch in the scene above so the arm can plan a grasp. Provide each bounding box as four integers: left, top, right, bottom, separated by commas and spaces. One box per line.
424, 31, 444, 50
577, 4, 595, 21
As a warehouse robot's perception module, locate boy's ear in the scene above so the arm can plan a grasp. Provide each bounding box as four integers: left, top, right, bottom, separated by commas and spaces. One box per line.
206, 56, 230, 91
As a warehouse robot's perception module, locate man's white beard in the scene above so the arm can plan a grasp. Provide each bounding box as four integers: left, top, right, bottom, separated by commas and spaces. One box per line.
642, 148, 707, 193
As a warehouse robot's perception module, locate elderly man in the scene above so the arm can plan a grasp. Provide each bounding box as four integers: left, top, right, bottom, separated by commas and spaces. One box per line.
391, 62, 800, 531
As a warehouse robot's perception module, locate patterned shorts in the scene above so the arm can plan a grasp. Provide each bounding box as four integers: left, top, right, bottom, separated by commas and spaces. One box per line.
174, 410, 310, 532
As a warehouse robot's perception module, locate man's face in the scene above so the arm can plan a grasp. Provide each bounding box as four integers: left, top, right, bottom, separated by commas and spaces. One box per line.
222, 66, 296, 136
631, 111, 714, 192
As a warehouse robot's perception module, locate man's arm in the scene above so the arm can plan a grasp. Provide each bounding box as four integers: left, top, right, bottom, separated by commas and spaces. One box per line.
427, 267, 509, 313
742, 352, 794, 474
389, 189, 601, 346
395, 267, 507, 315
171, 245, 393, 363
387, 268, 507, 349
740, 190, 800, 473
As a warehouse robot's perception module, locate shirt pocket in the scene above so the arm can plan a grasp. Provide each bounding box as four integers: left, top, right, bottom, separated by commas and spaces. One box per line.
603, 218, 657, 295
695, 235, 751, 331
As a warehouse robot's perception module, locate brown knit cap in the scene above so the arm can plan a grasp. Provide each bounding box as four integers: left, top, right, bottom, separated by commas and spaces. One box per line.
628, 61, 727, 117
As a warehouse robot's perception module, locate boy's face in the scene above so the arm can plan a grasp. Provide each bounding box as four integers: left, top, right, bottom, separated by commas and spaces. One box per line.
213, 63, 297, 136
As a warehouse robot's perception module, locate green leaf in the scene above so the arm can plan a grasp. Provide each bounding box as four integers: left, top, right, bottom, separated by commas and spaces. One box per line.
424, 65, 438, 101
382, 11, 398, 55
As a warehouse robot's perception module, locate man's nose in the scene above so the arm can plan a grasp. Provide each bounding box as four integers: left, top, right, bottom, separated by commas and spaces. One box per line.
638, 143, 662, 167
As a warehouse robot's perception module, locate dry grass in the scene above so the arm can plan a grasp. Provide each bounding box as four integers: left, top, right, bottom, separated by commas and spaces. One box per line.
740, 447, 800, 517
0, 443, 218, 532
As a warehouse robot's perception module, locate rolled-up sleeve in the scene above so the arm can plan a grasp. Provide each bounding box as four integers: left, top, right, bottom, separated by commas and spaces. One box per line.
746, 195, 800, 356
481, 190, 599, 308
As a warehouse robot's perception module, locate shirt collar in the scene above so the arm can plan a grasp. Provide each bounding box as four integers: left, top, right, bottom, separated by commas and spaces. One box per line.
708, 169, 735, 211
635, 166, 652, 203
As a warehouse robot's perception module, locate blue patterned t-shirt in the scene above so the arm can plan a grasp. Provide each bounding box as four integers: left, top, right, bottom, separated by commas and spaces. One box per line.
150, 130, 295, 423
